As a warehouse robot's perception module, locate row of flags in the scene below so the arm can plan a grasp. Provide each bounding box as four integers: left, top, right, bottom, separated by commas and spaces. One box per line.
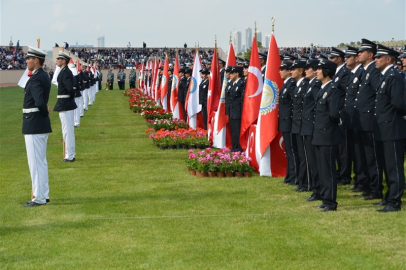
137, 34, 286, 177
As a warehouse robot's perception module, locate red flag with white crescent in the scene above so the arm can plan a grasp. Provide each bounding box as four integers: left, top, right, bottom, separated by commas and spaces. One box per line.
240, 37, 263, 150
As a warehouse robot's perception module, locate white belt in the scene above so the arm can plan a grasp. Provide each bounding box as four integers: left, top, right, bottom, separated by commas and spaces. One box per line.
57, 95, 70, 98
23, 108, 39, 113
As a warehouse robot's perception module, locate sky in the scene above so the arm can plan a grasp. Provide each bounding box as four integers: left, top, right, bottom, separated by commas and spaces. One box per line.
1, 0, 405, 52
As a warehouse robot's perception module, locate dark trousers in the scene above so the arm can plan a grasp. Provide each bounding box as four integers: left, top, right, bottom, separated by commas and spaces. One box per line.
304, 135, 321, 198
282, 132, 299, 185
98, 81, 102, 90
337, 127, 353, 184
109, 82, 113, 90
352, 129, 368, 188
294, 133, 309, 190
229, 118, 242, 152
180, 101, 187, 121
315, 145, 339, 209
358, 131, 383, 196
202, 104, 207, 130
130, 81, 135, 89
377, 140, 405, 208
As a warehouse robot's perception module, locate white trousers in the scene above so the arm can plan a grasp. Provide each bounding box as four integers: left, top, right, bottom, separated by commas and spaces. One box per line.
83, 88, 89, 110
88, 85, 94, 105
25, 134, 49, 204
59, 111, 75, 160
95, 81, 99, 93
74, 96, 82, 126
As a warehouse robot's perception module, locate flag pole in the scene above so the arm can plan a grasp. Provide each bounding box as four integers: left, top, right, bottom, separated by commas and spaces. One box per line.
272, 17, 276, 34
255, 22, 257, 43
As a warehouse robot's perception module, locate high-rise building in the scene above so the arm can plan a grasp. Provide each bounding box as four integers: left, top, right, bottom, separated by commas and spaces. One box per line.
264, 35, 271, 48
256, 31, 262, 46
233, 31, 242, 53
97, 36, 105, 47
245, 27, 252, 51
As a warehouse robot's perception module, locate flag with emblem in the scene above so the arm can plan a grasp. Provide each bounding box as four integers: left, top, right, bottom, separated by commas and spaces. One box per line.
256, 33, 286, 177
155, 60, 163, 105
171, 54, 183, 120
239, 37, 263, 151
186, 50, 203, 129
160, 56, 169, 111
207, 45, 221, 145
213, 42, 236, 148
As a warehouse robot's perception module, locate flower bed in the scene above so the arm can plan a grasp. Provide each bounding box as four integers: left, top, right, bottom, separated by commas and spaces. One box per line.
125, 88, 160, 112
141, 109, 172, 120
146, 127, 209, 149
186, 148, 254, 177
146, 118, 189, 131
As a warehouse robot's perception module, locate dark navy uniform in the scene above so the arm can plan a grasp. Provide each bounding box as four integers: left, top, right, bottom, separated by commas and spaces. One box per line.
225, 80, 233, 116
301, 76, 322, 200
199, 76, 209, 130
278, 72, 298, 185
353, 61, 382, 197
107, 71, 114, 90
23, 68, 52, 134
129, 71, 136, 89
292, 76, 310, 191
229, 76, 245, 152
312, 81, 342, 210
374, 63, 406, 210
178, 75, 188, 119
53, 66, 77, 112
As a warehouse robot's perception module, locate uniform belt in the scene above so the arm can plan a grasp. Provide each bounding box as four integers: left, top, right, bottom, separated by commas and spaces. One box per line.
57, 95, 70, 98
23, 108, 39, 113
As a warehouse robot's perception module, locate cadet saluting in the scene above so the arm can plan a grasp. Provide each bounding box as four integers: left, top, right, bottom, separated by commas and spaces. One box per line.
54, 51, 77, 162
22, 46, 52, 207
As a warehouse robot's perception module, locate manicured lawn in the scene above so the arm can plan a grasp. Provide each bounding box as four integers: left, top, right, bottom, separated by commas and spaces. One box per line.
0, 84, 405, 269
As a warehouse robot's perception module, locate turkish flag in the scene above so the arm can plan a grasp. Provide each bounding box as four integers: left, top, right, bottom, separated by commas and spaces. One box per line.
171, 54, 183, 120
240, 37, 263, 150
160, 57, 169, 111
207, 46, 221, 133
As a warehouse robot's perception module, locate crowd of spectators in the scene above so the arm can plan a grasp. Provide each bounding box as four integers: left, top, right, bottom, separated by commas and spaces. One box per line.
67, 47, 214, 69
0, 46, 26, 70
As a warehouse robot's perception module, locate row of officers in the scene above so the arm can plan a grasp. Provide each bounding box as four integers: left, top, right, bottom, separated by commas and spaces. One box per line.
276, 39, 406, 213
22, 47, 101, 207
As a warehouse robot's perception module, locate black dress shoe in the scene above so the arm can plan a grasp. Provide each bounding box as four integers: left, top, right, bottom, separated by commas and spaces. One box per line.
23, 201, 45, 207
373, 200, 388, 206
346, 185, 357, 190
288, 182, 296, 186
364, 194, 383, 201
315, 203, 325, 209
354, 191, 371, 198
62, 158, 76, 162
46, 199, 50, 203
307, 196, 322, 202
352, 187, 364, 193
376, 205, 401, 213
322, 207, 337, 212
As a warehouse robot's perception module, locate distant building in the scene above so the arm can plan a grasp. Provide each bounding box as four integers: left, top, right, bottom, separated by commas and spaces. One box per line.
233, 31, 242, 53
97, 36, 105, 47
242, 44, 246, 53
70, 42, 94, 48
256, 31, 262, 45
245, 27, 252, 51
264, 35, 271, 48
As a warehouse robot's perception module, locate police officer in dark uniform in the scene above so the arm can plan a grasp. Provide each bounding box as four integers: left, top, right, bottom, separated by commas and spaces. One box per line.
199, 68, 210, 129
290, 60, 310, 192
373, 44, 406, 212
353, 39, 382, 199
328, 47, 351, 185
224, 66, 233, 116
219, 59, 226, 84
107, 69, 114, 90
49, 69, 54, 81
301, 59, 322, 201
178, 68, 187, 119
278, 61, 299, 185
313, 59, 342, 212
54, 51, 77, 162
343, 46, 367, 191
122, 70, 126, 90
168, 68, 174, 108
243, 61, 249, 82
98, 68, 102, 91
22, 46, 52, 207
259, 53, 267, 81
129, 69, 136, 89
228, 66, 245, 152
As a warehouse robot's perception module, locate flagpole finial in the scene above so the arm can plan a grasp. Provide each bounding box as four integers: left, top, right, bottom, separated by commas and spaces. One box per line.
255, 21, 257, 41
215, 35, 217, 48
229, 32, 232, 44
37, 38, 40, 49
271, 17, 276, 33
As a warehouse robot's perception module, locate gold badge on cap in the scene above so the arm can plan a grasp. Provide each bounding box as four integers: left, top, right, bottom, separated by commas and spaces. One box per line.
323, 92, 328, 99
353, 77, 358, 84
381, 82, 385, 88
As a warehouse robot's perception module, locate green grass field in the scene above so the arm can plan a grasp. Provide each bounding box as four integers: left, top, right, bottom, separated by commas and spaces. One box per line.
0, 84, 405, 269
